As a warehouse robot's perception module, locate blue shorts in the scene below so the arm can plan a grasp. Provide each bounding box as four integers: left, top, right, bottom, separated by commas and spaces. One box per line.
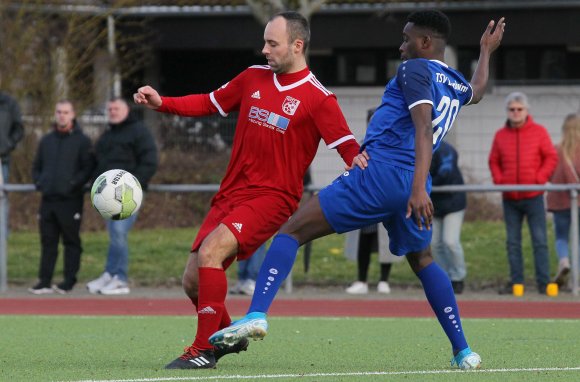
318, 161, 432, 256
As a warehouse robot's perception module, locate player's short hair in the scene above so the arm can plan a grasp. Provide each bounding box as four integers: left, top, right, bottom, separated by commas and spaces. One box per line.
272, 11, 310, 54
505, 92, 530, 109
407, 10, 451, 41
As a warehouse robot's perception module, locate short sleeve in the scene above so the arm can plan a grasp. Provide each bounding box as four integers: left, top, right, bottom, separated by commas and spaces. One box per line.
396, 60, 432, 109
463, 83, 474, 106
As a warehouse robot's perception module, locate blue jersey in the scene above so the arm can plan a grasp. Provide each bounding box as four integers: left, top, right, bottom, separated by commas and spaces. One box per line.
361, 59, 473, 170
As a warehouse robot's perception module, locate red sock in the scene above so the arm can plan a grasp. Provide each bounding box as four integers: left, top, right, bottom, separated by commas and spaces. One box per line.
188, 288, 229, 327
193, 267, 227, 350
220, 307, 232, 330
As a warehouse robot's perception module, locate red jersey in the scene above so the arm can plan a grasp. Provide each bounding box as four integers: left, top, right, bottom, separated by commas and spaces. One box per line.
158, 66, 358, 204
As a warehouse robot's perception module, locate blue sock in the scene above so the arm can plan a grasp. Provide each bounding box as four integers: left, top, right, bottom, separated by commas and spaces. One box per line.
417, 262, 468, 353
248, 234, 299, 314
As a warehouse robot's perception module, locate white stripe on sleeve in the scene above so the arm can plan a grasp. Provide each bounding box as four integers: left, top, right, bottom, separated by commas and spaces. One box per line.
408, 99, 433, 110
327, 135, 355, 149
209, 92, 228, 117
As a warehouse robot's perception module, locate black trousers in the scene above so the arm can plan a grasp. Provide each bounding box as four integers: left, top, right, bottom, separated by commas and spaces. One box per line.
37, 198, 84, 287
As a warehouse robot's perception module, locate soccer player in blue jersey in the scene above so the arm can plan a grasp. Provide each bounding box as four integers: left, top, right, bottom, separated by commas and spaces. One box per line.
210, 10, 505, 369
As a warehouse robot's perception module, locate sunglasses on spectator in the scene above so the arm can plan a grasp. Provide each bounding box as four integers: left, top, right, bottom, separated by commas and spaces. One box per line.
508, 107, 525, 112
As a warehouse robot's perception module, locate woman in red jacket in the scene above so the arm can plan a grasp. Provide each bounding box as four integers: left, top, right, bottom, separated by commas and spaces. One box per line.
489, 92, 558, 295
547, 113, 580, 288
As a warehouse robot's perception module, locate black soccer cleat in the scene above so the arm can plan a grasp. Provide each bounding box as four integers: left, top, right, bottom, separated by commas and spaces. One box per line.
214, 337, 249, 362
164, 346, 216, 369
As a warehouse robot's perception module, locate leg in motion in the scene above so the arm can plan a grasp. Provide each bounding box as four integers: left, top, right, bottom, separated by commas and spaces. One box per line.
210, 195, 334, 346
408, 248, 480, 370
165, 224, 237, 370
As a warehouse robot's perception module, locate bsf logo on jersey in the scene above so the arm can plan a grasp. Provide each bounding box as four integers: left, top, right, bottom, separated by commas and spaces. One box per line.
248, 106, 290, 132
282, 96, 301, 116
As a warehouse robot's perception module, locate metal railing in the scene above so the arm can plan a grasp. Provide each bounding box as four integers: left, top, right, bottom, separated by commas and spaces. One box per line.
1, 183, 579, 295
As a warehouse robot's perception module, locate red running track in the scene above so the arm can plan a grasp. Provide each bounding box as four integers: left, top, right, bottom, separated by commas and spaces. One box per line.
1, 298, 579, 318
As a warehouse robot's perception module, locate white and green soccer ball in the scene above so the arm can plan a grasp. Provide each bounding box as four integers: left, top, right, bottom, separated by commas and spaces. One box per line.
90, 169, 143, 220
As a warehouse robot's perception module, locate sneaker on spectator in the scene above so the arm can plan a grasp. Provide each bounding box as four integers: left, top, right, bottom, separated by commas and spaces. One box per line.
239, 279, 256, 296
452, 280, 465, 294
346, 281, 368, 295
86, 272, 112, 294
377, 281, 391, 294
99, 275, 130, 295
554, 258, 570, 288
53, 282, 74, 294
28, 282, 54, 295
229, 280, 243, 294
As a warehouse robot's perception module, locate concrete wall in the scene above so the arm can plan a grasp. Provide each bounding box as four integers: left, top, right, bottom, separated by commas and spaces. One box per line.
310, 85, 580, 189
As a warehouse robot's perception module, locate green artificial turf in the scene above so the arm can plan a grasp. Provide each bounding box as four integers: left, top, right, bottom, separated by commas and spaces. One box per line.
0, 316, 579, 382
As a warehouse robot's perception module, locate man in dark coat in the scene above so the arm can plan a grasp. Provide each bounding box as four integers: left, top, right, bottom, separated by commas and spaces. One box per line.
430, 140, 467, 294
86, 98, 158, 295
29, 100, 95, 294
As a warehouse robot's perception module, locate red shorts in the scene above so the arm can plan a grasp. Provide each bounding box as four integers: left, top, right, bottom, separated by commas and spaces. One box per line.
191, 192, 297, 268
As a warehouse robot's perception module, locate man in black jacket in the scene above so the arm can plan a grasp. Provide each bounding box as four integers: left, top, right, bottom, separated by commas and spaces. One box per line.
29, 100, 95, 294
429, 140, 467, 294
0, 90, 23, 183
87, 98, 158, 295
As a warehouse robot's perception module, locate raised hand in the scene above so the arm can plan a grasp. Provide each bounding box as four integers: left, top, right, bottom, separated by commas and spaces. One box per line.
481, 17, 505, 53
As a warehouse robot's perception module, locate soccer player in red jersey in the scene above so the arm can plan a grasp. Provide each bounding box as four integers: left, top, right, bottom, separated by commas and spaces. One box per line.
134, 11, 365, 369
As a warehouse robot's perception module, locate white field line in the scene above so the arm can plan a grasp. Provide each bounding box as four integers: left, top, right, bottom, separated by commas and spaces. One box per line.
64, 367, 580, 382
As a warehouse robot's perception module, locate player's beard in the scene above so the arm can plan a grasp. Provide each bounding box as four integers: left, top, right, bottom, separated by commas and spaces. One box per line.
269, 50, 294, 74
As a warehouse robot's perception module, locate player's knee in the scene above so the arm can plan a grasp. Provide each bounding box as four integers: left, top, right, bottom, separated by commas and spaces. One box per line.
407, 248, 433, 273
197, 246, 229, 268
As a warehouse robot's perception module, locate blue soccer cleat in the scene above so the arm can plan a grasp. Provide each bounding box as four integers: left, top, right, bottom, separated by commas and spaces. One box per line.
209, 312, 268, 346
451, 347, 482, 370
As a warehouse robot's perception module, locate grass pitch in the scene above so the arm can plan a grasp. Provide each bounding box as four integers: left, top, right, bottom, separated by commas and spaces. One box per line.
1, 315, 579, 382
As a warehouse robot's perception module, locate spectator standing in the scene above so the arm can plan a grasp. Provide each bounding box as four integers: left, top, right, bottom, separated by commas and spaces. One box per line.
430, 140, 467, 294
29, 101, 94, 294
344, 224, 400, 294
489, 92, 558, 294
0, 90, 23, 183
229, 243, 267, 296
0, 89, 24, 239
86, 98, 158, 295
547, 113, 580, 288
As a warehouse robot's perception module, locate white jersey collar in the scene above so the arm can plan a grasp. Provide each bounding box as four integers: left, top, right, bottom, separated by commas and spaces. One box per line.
273, 72, 313, 92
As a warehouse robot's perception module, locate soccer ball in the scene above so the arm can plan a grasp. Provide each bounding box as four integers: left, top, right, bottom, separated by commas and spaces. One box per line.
90, 169, 143, 220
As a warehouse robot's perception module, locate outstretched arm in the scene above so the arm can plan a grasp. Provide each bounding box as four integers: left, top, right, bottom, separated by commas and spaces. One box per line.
470, 17, 506, 104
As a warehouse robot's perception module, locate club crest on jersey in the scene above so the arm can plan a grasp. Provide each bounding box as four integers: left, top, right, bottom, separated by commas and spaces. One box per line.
282, 96, 300, 116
